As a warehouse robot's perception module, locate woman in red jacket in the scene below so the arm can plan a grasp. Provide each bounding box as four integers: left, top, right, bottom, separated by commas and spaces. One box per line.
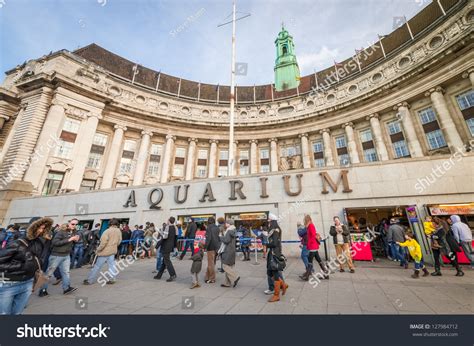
300, 215, 329, 281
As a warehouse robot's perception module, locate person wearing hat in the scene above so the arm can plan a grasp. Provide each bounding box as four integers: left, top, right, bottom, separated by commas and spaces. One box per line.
266, 213, 288, 302
219, 219, 240, 288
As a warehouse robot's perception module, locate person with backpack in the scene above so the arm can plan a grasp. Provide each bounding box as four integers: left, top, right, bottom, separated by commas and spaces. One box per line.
0, 217, 53, 314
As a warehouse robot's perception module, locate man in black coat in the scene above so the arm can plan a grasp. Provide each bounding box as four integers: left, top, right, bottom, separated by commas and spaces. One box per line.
179, 219, 197, 260
154, 217, 177, 282
204, 217, 220, 284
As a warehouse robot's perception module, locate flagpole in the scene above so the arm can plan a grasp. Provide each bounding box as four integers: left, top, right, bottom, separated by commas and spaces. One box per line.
334, 61, 340, 83
378, 35, 387, 58
405, 16, 414, 40
228, 0, 237, 177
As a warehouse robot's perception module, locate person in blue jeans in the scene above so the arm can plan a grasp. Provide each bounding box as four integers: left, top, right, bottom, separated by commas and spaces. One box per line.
40, 221, 80, 296
0, 217, 53, 314
387, 218, 408, 269
296, 222, 310, 275
84, 218, 122, 285
70, 228, 85, 269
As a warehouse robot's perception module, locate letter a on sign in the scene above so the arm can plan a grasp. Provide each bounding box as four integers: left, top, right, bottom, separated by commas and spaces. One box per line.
123, 190, 137, 208
199, 183, 216, 202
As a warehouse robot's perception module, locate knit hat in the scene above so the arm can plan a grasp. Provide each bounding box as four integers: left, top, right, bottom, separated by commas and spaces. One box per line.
268, 213, 278, 221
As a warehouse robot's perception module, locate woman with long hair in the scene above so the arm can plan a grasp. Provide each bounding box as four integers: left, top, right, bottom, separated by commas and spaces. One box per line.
300, 214, 329, 281
0, 217, 53, 314
266, 214, 288, 302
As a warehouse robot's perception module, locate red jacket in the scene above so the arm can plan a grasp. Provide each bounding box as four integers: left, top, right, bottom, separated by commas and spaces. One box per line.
306, 223, 320, 251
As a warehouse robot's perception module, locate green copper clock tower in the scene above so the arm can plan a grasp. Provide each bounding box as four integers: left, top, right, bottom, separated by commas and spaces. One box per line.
274, 24, 301, 92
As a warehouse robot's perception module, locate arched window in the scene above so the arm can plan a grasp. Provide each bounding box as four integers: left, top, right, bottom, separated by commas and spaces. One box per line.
282, 44, 288, 55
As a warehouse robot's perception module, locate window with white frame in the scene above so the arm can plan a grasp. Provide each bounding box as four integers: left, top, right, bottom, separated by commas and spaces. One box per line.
280, 144, 301, 158
239, 149, 249, 175
86, 133, 108, 169
455, 90, 474, 136
173, 147, 186, 177
218, 149, 229, 176
147, 143, 162, 176
55, 118, 81, 159
259, 148, 270, 173
312, 140, 325, 167
335, 135, 350, 165
418, 107, 447, 150
196, 149, 208, 178
119, 140, 136, 174
359, 128, 378, 162
386, 120, 410, 158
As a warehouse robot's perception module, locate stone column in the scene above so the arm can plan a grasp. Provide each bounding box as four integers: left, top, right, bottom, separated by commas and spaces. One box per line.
66, 112, 103, 191
160, 134, 175, 183
425, 87, 464, 151
394, 102, 423, 157
208, 140, 218, 178
101, 124, 127, 189
23, 99, 67, 188
132, 130, 153, 186
462, 68, 474, 87
269, 138, 279, 172
299, 133, 312, 169
367, 114, 389, 161
249, 139, 258, 174
0, 104, 26, 167
320, 129, 335, 166
185, 138, 197, 181
343, 123, 360, 164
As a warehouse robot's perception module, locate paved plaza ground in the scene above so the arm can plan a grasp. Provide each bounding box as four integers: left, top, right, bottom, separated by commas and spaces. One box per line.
24, 254, 474, 315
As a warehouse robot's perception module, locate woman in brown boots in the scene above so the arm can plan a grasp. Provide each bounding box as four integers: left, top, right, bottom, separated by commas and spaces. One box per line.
266, 214, 288, 303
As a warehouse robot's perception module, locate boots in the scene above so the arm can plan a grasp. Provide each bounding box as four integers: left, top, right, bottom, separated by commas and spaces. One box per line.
319, 261, 330, 279
299, 266, 311, 281
455, 269, 464, 277
431, 267, 442, 276
422, 268, 429, 277
268, 279, 281, 302
411, 270, 420, 279
281, 280, 289, 295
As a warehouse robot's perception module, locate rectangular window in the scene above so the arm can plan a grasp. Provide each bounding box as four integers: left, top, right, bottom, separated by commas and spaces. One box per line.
360, 128, 378, 162
418, 107, 437, 125
62, 118, 81, 133
312, 140, 325, 168
218, 149, 229, 176
418, 108, 447, 150
456, 90, 474, 110
426, 129, 447, 150
115, 182, 129, 188
119, 139, 136, 174
79, 179, 96, 192
42, 171, 64, 196
387, 120, 410, 158
363, 148, 378, 162
196, 149, 208, 178
54, 118, 81, 159
86, 133, 108, 169
173, 147, 186, 177
239, 149, 249, 175
335, 135, 347, 149
393, 140, 410, 158
456, 90, 474, 136
260, 148, 270, 173
281, 144, 301, 158
55, 140, 74, 159
147, 143, 162, 176
335, 135, 349, 165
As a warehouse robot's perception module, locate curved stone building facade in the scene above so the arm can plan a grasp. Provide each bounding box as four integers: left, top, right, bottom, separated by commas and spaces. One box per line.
0, 0, 473, 257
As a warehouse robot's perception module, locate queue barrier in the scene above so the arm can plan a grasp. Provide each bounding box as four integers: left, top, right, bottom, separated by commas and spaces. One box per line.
118, 236, 330, 264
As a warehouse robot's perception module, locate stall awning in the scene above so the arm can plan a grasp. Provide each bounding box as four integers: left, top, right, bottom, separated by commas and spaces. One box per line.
428, 203, 474, 216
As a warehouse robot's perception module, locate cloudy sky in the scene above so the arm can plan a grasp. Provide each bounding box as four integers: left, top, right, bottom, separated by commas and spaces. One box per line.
0, 0, 430, 85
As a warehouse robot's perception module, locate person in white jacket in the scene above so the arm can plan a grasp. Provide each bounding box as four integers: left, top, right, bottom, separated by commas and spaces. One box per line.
450, 215, 473, 267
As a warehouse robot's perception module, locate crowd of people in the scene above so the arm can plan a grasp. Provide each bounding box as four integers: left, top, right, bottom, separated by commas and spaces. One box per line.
0, 211, 471, 315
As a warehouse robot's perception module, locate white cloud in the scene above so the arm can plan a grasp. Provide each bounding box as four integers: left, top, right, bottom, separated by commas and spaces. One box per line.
298, 46, 340, 73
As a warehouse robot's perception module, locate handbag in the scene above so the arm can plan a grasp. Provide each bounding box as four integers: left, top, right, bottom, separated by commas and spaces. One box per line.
32, 256, 48, 292
269, 253, 287, 271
